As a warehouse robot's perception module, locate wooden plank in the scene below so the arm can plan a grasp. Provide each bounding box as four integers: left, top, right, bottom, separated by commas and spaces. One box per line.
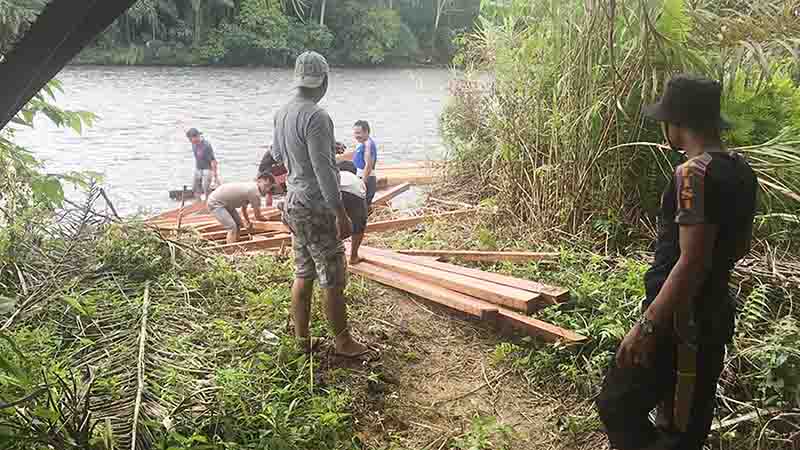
386, 250, 569, 304
365, 210, 472, 234
252, 221, 289, 233
377, 174, 436, 188
349, 261, 498, 321
150, 219, 217, 231
350, 258, 582, 343
397, 249, 559, 264
196, 221, 286, 235
149, 206, 280, 227
150, 215, 216, 227
496, 310, 587, 344
194, 221, 226, 233
148, 201, 208, 222
210, 234, 292, 254
359, 246, 541, 314
199, 229, 281, 241
372, 182, 411, 206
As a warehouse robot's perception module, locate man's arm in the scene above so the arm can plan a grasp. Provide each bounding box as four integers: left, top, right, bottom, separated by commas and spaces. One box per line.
307, 111, 343, 211
307, 111, 350, 238
644, 223, 717, 330
259, 148, 278, 174
617, 160, 718, 369
362, 140, 375, 179
207, 143, 219, 179
211, 160, 219, 180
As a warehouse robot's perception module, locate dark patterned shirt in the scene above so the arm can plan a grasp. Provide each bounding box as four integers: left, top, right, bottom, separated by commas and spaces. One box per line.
643, 150, 758, 344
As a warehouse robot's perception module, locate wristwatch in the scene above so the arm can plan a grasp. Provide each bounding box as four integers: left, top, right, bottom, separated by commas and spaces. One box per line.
638, 316, 658, 337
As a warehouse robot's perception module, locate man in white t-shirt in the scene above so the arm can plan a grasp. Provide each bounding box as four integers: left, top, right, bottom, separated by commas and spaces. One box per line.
207, 172, 273, 244
337, 161, 368, 264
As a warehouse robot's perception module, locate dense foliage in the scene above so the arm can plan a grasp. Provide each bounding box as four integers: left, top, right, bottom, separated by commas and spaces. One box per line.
443, 0, 800, 248
73, 0, 481, 66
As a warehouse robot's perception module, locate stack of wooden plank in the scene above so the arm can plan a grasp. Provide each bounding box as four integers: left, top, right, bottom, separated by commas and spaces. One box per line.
350, 246, 586, 344
146, 182, 474, 254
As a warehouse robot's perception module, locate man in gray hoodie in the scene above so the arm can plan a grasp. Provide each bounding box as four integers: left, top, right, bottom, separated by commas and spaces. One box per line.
268, 51, 368, 358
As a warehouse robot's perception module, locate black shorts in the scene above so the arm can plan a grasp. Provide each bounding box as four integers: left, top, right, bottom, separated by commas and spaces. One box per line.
342, 192, 367, 234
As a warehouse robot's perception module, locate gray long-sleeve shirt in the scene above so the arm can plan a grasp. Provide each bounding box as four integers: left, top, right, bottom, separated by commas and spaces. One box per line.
271, 95, 342, 212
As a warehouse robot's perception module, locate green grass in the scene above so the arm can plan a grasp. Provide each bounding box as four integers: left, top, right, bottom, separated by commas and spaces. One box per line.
0, 224, 363, 450
379, 217, 800, 450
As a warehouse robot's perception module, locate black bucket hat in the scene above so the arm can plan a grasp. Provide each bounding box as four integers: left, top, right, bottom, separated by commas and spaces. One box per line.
643, 74, 731, 130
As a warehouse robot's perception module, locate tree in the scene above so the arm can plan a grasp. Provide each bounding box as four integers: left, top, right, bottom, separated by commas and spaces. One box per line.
0, 0, 46, 58
434, 0, 454, 33
188, 0, 234, 46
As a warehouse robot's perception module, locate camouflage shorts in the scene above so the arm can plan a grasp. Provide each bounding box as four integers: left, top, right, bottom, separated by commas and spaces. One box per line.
281, 206, 346, 288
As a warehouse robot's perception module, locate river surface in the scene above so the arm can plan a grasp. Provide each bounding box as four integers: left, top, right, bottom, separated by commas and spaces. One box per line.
13, 66, 453, 216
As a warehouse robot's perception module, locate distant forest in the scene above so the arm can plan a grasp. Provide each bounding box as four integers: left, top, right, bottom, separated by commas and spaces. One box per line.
70, 0, 482, 66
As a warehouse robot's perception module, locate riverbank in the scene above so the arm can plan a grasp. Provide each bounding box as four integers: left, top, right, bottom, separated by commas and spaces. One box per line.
71, 45, 447, 68
2, 182, 796, 449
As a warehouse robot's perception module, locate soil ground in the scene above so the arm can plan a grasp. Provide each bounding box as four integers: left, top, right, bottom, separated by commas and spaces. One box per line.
312, 283, 606, 450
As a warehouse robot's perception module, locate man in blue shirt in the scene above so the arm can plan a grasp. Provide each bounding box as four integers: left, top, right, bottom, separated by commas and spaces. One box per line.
186, 128, 219, 201
352, 120, 378, 205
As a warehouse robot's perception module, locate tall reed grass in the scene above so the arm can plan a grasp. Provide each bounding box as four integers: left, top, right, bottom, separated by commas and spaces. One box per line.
443, 0, 800, 248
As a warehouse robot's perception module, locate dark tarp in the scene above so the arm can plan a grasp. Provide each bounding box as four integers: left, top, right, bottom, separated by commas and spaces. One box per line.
0, 0, 137, 130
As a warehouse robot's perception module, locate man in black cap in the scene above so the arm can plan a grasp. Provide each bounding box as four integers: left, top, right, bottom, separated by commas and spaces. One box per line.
596, 74, 758, 450
266, 51, 368, 358
186, 128, 219, 201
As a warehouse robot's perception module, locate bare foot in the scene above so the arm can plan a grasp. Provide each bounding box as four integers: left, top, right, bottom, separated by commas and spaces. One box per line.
349, 256, 362, 265
334, 336, 368, 358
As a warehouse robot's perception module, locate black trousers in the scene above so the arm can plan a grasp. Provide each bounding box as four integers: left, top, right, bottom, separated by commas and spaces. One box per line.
596, 335, 725, 450
365, 175, 377, 206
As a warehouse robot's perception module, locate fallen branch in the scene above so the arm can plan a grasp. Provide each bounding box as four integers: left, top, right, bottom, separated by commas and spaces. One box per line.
372, 182, 411, 206
431, 368, 514, 407
130, 281, 150, 450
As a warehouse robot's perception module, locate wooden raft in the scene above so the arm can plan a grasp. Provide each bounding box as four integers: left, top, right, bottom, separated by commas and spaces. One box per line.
145, 183, 432, 252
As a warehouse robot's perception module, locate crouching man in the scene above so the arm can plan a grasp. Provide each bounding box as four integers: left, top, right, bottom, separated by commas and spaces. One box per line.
337, 160, 368, 265
207, 172, 273, 244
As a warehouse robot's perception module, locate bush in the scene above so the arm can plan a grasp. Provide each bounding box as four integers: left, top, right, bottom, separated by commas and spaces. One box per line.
201, 0, 333, 66
328, 1, 415, 65
442, 0, 800, 247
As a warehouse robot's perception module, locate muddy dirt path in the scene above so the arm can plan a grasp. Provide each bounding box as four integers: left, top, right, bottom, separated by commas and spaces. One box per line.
329, 284, 572, 450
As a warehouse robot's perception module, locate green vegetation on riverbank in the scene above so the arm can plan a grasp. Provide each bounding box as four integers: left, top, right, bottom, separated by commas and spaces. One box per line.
436, 0, 800, 448
70, 0, 481, 66
369, 212, 800, 449
4, 0, 800, 449
444, 0, 800, 247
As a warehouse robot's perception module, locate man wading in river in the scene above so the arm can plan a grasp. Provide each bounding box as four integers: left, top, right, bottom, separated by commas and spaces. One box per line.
267, 51, 368, 358
186, 128, 219, 201
596, 75, 758, 450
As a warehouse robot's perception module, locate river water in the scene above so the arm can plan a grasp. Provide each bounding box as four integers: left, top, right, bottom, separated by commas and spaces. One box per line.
13, 66, 453, 216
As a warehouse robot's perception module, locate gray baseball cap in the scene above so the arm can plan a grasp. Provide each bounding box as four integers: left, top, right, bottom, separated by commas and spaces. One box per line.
294, 51, 329, 88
